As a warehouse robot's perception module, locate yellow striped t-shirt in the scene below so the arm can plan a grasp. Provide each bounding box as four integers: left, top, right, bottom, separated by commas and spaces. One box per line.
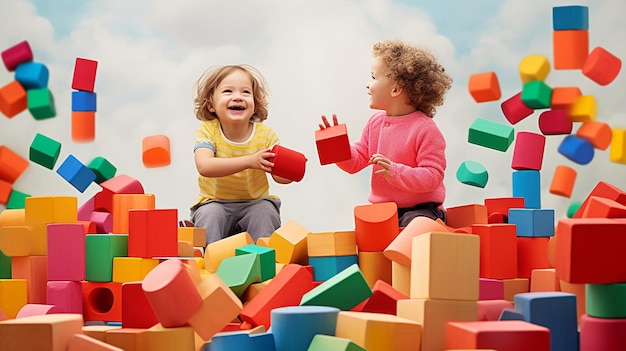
193, 119, 279, 204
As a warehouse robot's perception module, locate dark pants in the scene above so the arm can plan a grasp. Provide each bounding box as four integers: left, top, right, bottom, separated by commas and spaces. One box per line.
398, 202, 446, 227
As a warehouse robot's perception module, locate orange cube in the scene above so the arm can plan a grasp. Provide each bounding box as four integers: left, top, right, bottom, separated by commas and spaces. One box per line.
0, 145, 29, 183
468, 72, 502, 103
550, 86, 582, 110
0, 80, 27, 118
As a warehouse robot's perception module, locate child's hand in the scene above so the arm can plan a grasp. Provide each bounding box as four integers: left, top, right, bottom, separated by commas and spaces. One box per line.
319, 114, 340, 130
369, 153, 391, 178
251, 148, 275, 173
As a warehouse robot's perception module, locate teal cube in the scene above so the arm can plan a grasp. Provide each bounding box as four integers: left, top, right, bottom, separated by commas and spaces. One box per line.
29, 133, 61, 170
235, 244, 276, 281
521, 81, 552, 109
86, 234, 128, 282
88, 156, 117, 184
456, 160, 488, 188
27, 87, 56, 120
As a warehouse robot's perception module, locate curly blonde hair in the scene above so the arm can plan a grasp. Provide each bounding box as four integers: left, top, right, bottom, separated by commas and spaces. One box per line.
193, 64, 269, 122
373, 40, 452, 118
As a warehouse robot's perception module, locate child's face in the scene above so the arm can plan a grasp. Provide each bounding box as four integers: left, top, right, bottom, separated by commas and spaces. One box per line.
366, 56, 395, 111
208, 69, 255, 124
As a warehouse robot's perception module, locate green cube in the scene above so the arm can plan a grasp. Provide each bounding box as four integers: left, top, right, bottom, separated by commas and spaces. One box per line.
88, 156, 117, 184
29, 133, 61, 169
235, 244, 276, 281
468, 118, 515, 152
216, 253, 261, 297
27, 87, 56, 120
6, 189, 30, 209
86, 234, 128, 282
521, 80, 552, 109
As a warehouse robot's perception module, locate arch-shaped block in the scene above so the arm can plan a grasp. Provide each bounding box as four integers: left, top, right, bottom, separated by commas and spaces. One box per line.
142, 134, 171, 168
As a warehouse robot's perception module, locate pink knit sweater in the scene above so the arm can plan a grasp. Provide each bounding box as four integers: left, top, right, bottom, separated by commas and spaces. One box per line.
337, 110, 446, 208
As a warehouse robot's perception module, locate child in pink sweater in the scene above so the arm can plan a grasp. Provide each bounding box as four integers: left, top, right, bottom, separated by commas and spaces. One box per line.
320, 39, 453, 226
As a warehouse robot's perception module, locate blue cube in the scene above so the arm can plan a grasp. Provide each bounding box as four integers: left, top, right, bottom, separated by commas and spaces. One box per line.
553, 5, 589, 31
71, 91, 97, 112
508, 208, 555, 237
56, 154, 96, 193
15, 62, 49, 89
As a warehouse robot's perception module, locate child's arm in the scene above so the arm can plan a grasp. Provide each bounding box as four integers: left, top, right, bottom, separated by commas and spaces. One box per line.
194, 147, 275, 177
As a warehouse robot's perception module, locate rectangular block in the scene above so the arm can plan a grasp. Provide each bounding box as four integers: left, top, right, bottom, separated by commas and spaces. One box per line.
508, 208, 555, 237
446, 204, 488, 229
86, 234, 128, 282
307, 231, 357, 257
468, 118, 514, 152
0, 278, 27, 318
111, 194, 155, 234
471, 224, 518, 279
446, 320, 550, 351
411, 232, 479, 301
47, 223, 85, 281
0, 313, 83, 351
12, 255, 47, 303
72, 57, 98, 92
127, 208, 178, 258
46, 280, 82, 314
516, 237, 551, 279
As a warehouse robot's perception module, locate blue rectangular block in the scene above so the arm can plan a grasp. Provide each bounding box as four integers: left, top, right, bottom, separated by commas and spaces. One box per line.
309, 255, 358, 282
512, 170, 541, 209
515, 292, 579, 351
71, 91, 97, 111
15, 62, 49, 89
56, 154, 96, 193
553, 5, 589, 30
508, 208, 554, 237
206, 331, 275, 351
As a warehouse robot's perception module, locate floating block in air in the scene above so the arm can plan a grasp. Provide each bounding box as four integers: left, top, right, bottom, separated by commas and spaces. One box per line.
558, 135, 594, 165
456, 160, 488, 188
519, 55, 550, 83
538, 109, 572, 135
583, 47, 622, 86
468, 71, 501, 102
552, 5, 588, 30
501, 92, 534, 125
468, 118, 514, 152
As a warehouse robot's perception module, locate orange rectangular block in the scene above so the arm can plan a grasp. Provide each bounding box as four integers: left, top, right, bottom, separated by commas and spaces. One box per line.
177, 226, 206, 248
471, 224, 518, 279
105, 328, 148, 351
145, 324, 195, 351
67, 333, 124, 351
392, 261, 411, 296
307, 231, 357, 257
553, 30, 589, 69
127, 208, 178, 258
411, 232, 479, 301
71, 111, 96, 143
12, 256, 48, 304
556, 218, 626, 284
0, 313, 84, 351
468, 71, 501, 103
0, 80, 27, 118
398, 298, 477, 351
359, 251, 392, 288
0, 145, 29, 184
502, 278, 529, 302
530, 268, 560, 292
550, 86, 582, 110
336, 311, 422, 351
516, 237, 550, 278
446, 204, 488, 229
446, 320, 550, 351
111, 194, 155, 234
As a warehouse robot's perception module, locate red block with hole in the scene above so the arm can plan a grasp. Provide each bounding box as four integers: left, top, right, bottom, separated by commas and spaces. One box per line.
82, 281, 122, 322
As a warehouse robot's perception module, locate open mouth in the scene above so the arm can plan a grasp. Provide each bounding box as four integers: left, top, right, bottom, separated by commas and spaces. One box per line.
229, 105, 245, 110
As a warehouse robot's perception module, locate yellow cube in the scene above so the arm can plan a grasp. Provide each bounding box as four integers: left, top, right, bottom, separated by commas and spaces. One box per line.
569, 95, 598, 122
307, 231, 357, 257
268, 220, 310, 265
519, 54, 550, 83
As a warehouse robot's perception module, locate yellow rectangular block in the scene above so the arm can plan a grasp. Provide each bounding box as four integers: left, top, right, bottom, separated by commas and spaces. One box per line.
25, 196, 77, 255
335, 311, 422, 351
397, 298, 478, 351
178, 227, 206, 247
268, 220, 310, 265
67, 333, 124, 351
307, 231, 357, 257
358, 251, 392, 289
502, 278, 529, 302
0, 278, 27, 318
392, 261, 411, 296
0, 225, 32, 256
111, 194, 155, 234
411, 232, 479, 301
569, 95, 598, 122
105, 327, 149, 351
146, 324, 195, 351
610, 128, 626, 164
112, 257, 159, 283
0, 313, 83, 351
204, 232, 253, 273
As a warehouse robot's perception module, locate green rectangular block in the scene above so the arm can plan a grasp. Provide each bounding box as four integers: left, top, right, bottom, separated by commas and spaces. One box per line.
300, 264, 372, 310
0, 250, 11, 278
86, 234, 128, 282
468, 118, 515, 152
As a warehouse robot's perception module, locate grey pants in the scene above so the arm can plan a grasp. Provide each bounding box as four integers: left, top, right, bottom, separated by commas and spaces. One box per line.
190, 198, 281, 245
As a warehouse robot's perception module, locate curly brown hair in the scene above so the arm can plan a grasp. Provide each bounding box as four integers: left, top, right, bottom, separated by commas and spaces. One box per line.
373, 40, 452, 118
193, 64, 269, 122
